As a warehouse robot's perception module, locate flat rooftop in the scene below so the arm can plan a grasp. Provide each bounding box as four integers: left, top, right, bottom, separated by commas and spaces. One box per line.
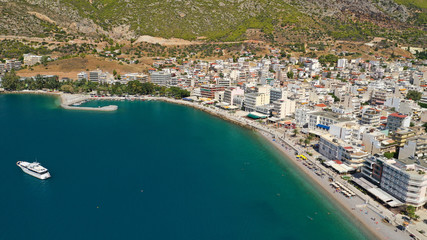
311, 111, 353, 122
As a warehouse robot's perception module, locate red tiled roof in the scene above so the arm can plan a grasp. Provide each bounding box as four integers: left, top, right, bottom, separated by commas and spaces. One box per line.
344, 146, 353, 150
380, 116, 387, 120
389, 112, 407, 118
315, 104, 327, 107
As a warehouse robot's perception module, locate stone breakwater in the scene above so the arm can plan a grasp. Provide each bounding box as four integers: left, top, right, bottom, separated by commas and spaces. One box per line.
1, 91, 118, 112
60, 94, 118, 111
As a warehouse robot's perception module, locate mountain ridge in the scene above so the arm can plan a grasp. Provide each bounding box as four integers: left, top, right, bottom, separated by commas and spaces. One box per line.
0, 0, 425, 45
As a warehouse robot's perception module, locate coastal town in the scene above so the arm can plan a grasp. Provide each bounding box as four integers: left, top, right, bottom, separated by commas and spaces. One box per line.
1, 47, 427, 240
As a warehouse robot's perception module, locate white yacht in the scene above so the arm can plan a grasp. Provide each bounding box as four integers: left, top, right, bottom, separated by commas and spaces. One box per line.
17, 161, 51, 179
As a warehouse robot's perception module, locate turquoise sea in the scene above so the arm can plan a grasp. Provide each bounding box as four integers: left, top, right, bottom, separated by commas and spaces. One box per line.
0, 94, 373, 240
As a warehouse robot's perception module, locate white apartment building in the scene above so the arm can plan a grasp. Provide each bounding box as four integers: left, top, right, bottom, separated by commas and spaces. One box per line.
77, 72, 88, 81
270, 88, 287, 102
89, 70, 102, 82
308, 111, 353, 130
382, 160, 427, 207
223, 87, 244, 106
295, 108, 314, 127
122, 73, 148, 83
362, 130, 397, 155
217, 78, 231, 87
23, 54, 43, 66
244, 92, 270, 112
361, 108, 381, 126
337, 58, 348, 68
272, 99, 296, 119
329, 122, 365, 141
371, 89, 390, 106
150, 71, 172, 86
384, 97, 402, 110
363, 156, 427, 207
318, 133, 368, 166
342, 95, 361, 112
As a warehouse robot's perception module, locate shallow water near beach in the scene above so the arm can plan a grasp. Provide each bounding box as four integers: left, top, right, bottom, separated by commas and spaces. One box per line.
0, 94, 373, 240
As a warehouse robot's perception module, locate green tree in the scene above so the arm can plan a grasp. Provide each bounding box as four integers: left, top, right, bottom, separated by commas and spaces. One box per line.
61, 84, 74, 93
1, 70, 21, 90
111, 82, 123, 96
405, 205, 419, 220
406, 90, 422, 101
41, 56, 49, 66
287, 71, 294, 79
126, 80, 143, 95
319, 54, 338, 65
167, 86, 190, 99
328, 93, 340, 102
383, 152, 394, 159
293, 129, 298, 137
304, 138, 310, 147
141, 82, 155, 95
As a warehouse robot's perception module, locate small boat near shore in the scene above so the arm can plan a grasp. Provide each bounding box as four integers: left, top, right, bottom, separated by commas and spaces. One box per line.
16, 161, 51, 179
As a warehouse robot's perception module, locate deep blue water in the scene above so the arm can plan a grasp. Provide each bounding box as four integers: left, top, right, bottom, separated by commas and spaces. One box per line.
0, 94, 372, 240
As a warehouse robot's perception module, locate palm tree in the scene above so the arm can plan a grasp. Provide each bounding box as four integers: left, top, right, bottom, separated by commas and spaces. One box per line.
304, 139, 310, 147
293, 129, 299, 137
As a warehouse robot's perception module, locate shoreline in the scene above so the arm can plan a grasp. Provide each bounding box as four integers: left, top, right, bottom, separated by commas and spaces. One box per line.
256, 132, 381, 240
146, 97, 409, 240
0, 92, 411, 240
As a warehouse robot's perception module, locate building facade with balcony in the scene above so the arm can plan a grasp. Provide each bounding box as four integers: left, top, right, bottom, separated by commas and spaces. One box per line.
223, 87, 244, 106
362, 156, 427, 207
200, 85, 225, 99
398, 136, 427, 160
272, 99, 296, 119
386, 113, 411, 131
150, 71, 172, 86
319, 133, 368, 166
244, 92, 270, 112
361, 108, 381, 126
391, 128, 416, 148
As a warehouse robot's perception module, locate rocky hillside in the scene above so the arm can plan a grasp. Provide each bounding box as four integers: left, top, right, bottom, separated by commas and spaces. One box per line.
0, 0, 425, 45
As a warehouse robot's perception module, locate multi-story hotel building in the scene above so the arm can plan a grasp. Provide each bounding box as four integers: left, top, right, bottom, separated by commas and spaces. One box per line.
362, 156, 427, 207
